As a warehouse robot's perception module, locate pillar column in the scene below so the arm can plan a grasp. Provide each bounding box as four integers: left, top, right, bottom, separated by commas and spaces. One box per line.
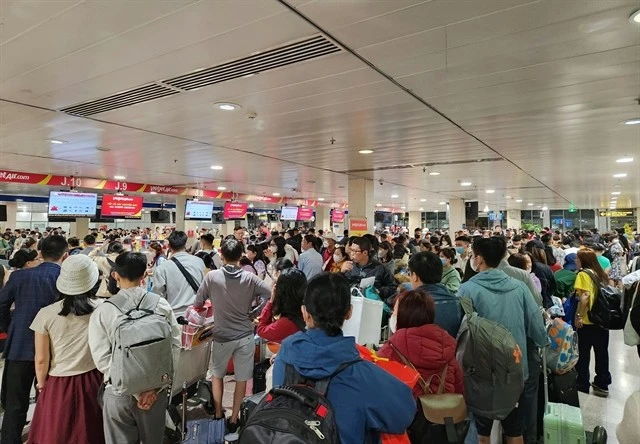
596, 210, 608, 232
507, 209, 521, 229
408, 211, 422, 232
635, 208, 639, 233
175, 196, 186, 232
70, 217, 90, 238
542, 210, 551, 230
1, 202, 17, 232
448, 198, 465, 232
347, 178, 375, 233
315, 206, 331, 232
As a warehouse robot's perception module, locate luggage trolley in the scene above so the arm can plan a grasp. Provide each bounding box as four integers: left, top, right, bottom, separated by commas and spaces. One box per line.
164, 313, 216, 443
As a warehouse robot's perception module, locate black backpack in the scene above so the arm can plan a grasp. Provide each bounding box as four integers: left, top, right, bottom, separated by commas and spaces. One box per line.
583, 269, 624, 330
106, 258, 119, 295
238, 360, 360, 443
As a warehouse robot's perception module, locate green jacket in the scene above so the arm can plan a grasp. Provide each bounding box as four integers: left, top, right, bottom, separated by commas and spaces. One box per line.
441, 266, 461, 293
554, 269, 576, 299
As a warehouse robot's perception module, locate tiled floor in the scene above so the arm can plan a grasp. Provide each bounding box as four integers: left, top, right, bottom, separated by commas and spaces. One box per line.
1, 330, 638, 442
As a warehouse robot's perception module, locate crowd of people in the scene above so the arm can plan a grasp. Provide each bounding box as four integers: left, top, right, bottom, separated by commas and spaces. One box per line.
0, 222, 638, 444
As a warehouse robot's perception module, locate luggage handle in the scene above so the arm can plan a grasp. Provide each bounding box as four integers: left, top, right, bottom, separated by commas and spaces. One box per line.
181, 382, 187, 441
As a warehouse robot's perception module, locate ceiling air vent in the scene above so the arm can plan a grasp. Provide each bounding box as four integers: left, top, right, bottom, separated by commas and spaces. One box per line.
163, 35, 341, 90
60, 83, 179, 117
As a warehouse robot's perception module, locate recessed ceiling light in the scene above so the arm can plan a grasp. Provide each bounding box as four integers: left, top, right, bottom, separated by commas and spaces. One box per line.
400, 206, 406, 210
358, 149, 374, 154
318, 198, 325, 201
629, 9, 640, 23
419, 207, 424, 211
214, 102, 241, 111
429, 172, 440, 176
613, 173, 627, 178
622, 118, 640, 125
616, 157, 634, 163
516, 199, 523, 203
48, 139, 67, 144
611, 192, 621, 195
150, 191, 157, 195
210, 165, 224, 170
439, 202, 446, 205
272, 192, 280, 196
391, 194, 399, 198
527, 203, 534, 206
420, 198, 427, 202
249, 204, 254, 208
217, 186, 226, 190
486, 189, 495, 194
114, 175, 126, 180
460, 182, 472, 186
376, 203, 382, 207
542, 206, 548, 210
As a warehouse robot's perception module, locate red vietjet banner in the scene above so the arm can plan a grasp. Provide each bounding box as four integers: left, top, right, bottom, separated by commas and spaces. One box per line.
0, 169, 349, 209
101, 195, 144, 218
349, 218, 368, 236
223, 202, 248, 219
331, 209, 346, 223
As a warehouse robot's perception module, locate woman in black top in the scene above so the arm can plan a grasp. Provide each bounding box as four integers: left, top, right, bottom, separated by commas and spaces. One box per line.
525, 240, 556, 308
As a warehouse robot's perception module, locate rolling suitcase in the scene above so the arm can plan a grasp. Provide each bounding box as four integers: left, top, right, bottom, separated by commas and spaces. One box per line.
548, 370, 580, 408
181, 382, 226, 444
542, 352, 587, 443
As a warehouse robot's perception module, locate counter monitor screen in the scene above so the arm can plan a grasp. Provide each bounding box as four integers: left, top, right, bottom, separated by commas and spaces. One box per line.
48, 191, 97, 217
184, 200, 214, 221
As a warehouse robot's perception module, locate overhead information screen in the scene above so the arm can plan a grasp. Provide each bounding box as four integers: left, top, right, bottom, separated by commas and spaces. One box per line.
280, 206, 299, 221
48, 191, 97, 217
185, 200, 214, 220
101, 195, 143, 218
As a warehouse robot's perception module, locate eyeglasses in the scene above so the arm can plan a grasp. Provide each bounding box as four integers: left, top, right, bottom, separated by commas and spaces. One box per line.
350, 249, 362, 254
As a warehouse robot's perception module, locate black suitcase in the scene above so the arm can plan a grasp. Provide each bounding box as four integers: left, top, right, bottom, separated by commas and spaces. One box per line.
239, 392, 266, 428
548, 369, 580, 408
252, 359, 270, 394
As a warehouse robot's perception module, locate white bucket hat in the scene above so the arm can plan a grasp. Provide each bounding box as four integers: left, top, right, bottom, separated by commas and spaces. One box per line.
57, 255, 100, 296
323, 232, 339, 242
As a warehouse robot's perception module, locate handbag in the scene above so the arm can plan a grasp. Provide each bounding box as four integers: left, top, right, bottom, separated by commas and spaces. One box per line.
623, 283, 640, 346
389, 343, 469, 444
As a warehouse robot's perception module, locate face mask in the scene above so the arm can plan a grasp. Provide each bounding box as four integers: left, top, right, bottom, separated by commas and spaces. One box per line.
470, 256, 478, 272
440, 257, 447, 266
269, 246, 278, 253
378, 250, 385, 258
333, 254, 342, 263
455, 246, 465, 255
389, 314, 397, 334
323, 241, 329, 248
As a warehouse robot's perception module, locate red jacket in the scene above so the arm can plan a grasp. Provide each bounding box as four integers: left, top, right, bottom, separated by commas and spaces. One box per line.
256, 301, 303, 343
377, 324, 464, 398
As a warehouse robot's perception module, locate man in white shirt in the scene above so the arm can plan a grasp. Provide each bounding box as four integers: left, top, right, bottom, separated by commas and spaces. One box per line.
152, 231, 205, 317
298, 234, 324, 280
88, 252, 181, 444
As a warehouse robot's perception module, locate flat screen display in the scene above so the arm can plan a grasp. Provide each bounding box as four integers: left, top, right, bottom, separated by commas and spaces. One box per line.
48, 191, 97, 217
101, 195, 143, 218
223, 202, 248, 220
297, 207, 314, 221
150, 210, 170, 223
331, 209, 345, 223
280, 206, 299, 221
184, 200, 214, 220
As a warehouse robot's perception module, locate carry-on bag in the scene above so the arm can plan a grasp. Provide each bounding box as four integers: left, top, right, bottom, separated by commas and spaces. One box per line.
547, 370, 580, 408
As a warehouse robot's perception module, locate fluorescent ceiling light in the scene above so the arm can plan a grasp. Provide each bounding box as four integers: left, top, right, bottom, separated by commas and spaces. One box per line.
611, 192, 621, 195
358, 149, 374, 154
542, 206, 548, 210
214, 102, 241, 111
419, 207, 424, 211
630, 9, 640, 23
460, 182, 472, 186
622, 118, 640, 125
249, 204, 254, 208
48, 139, 67, 144
318, 198, 325, 201
420, 198, 426, 202
114, 175, 126, 180
613, 173, 627, 178
486, 189, 495, 194
516, 199, 523, 203
616, 157, 634, 163
527, 203, 534, 206
400, 206, 406, 210
505, 196, 512, 199
376, 203, 382, 207
210, 165, 224, 170
272, 192, 280, 196
439, 202, 446, 205
391, 194, 399, 198
429, 172, 440, 176
150, 191, 157, 195
217, 186, 226, 190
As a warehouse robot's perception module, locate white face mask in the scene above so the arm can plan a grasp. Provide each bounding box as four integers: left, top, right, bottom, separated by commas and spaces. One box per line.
269, 245, 278, 253
323, 241, 329, 248
333, 254, 342, 263
389, 314, 397, 333
470, 256, 478, 272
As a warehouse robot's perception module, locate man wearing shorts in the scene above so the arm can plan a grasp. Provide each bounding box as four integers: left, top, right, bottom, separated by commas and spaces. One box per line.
195, 238, 270, 433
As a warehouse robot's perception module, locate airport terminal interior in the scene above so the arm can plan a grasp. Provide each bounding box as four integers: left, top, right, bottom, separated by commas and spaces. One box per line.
0, 1, 640, 443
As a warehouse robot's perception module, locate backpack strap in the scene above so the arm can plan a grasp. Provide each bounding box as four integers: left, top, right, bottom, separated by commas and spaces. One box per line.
460, 296, 473, 317
582, 268, 604, 290
106, 292, 160, 317
171, 256, 200, 293
284, 359, 361, 397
